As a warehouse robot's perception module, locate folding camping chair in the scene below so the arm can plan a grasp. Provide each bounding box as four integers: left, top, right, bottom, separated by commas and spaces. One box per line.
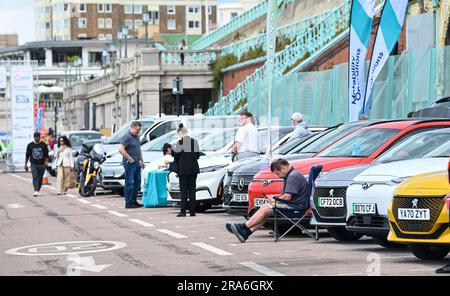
273, 165, 322, 242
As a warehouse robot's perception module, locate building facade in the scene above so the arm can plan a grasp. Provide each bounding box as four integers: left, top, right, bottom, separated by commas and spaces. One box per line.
0, 35, 19, 48
34, 0, 217, 44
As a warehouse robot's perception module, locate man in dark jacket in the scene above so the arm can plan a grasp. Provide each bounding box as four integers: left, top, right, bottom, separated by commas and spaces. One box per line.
25, 132, 49, 196
172, 124, 200, 217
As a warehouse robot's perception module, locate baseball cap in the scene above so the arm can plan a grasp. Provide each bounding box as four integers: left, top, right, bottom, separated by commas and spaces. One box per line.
34, 132, 41, 138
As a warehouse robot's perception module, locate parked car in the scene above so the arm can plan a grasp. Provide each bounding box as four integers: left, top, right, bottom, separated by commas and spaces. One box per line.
247, 119, 450, 223
387, 170, 450, 260
312, 127, 450, 243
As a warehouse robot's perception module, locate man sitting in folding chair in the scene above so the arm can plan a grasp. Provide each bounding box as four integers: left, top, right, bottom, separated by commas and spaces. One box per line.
226, 159, 319, 243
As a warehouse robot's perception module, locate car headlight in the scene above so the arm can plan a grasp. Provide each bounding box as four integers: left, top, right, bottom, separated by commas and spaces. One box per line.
94, 162, 100, 169
200, 165, 228, 173
316, 171, 328, 180
391, 176, 410, 184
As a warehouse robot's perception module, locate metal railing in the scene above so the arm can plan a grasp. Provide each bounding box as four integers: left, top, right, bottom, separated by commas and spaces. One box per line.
160, 50, 219, 66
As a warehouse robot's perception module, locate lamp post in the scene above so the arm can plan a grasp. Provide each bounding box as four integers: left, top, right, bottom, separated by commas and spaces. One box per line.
118, 32, 123, 59
143, 11, 150, 48
122, 26, 129, 58
109, 42, 116, 69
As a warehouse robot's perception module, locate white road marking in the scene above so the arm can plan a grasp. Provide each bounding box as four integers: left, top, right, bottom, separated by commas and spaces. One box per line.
208, 237, 215, 240
91, 204, 108, 210
253, 252, 262, 256
77, 199, 91, 204
128, 219, 154, 227
67, 194, 77, 198
408, 268, 436, 272
161, 221, 167, 224
108, 211, 128, 218
4, 204, 25, 209
280, 262, 288, 266
240, 262, 285, 276
192, 242, 232, 256
11, 174, 31, 182
157, 229, 187, 239
229, 243, 239, 247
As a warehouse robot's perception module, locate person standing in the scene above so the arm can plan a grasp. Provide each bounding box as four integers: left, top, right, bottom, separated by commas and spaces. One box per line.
55, 136, 74, 195
233, 112, 260, 161
119, 121, 145, 209
25, 132, 49, 196
289, 112, 312, 140
179, 39, 187, 66
173, 124, 200, 217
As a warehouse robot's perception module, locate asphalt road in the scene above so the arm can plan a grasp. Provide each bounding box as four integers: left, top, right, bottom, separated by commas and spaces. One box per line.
0, 171, 448, 276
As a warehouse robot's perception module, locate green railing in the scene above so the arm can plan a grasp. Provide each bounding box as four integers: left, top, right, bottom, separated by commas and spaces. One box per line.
191, 0, 296, 50
221, 8, 331, 60
206, 0, 351, 115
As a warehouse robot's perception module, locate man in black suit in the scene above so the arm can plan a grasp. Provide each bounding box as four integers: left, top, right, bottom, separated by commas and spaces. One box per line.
172, 124, 200, 217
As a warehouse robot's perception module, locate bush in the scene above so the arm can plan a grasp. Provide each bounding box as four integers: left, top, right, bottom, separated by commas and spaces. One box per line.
209, 53, 239, 91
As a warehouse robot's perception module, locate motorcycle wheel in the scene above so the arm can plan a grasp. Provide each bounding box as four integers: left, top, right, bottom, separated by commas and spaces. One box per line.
79, 174, 97, 197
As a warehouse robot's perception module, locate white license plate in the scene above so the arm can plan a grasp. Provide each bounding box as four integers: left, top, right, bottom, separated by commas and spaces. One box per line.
170, 183, 180, 191
353, 203, 376, 215
232, 194, 248, 202
254, 198, 267, 207
398, 208, 430, 221
318, 197, 344, 208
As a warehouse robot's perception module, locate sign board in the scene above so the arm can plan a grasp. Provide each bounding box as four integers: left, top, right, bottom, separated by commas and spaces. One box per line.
172, 78, 183, 94
0, 66, 6, 88
11, 66, 34, 170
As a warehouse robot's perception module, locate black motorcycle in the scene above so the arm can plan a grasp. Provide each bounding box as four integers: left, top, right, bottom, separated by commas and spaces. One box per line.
77, 142, 109, 197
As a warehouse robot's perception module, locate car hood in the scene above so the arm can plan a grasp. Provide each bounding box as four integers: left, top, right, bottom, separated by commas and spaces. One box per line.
102, 144, 120, 157
198, 154, 231, 168
316, 164, 373, 186
353, 158, 449, 182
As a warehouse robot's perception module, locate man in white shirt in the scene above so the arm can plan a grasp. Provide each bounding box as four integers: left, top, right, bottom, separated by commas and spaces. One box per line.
233, 112, 260, 161
289, 112, 312, 140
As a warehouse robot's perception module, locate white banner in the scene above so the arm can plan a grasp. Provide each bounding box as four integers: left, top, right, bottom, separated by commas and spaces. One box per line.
364, 0, 408, 115
0, 66, 6, 88
11, 66, 34, 169
348, 0, 375, 122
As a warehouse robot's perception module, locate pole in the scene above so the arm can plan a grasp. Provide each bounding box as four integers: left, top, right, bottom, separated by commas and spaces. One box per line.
176, 77, 180, 117
145, 22, 149, 48
205, 0, 210, 34
125, 34, 128, 58
136, 89, 140, 119
159, 82, 162, 118
54, 105, 58, 136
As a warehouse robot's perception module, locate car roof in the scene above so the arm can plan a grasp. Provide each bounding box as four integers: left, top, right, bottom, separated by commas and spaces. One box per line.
62, 130, 102, 134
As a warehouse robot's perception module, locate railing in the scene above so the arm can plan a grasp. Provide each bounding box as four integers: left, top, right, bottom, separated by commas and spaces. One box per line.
160, 50, 219, 66
191, 0, 297, 50
221, 8, 330, 60
206, 0, 351, 115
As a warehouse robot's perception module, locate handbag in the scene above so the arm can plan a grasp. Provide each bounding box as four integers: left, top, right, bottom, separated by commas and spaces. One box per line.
66, 169, 77, 189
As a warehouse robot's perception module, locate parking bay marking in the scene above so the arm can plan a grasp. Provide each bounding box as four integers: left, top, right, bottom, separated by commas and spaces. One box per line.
157, 229, 187, 239
239, 262, 285, 276
108, 211, 128, 218
129, 219, 154, 227
192, 242, 232, 256
77, 199, 91, 204
91, 204, 108, 210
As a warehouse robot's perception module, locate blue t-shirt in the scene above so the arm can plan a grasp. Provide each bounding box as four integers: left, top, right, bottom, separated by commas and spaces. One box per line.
120, 131, 141, 164
282, 167, 309, 207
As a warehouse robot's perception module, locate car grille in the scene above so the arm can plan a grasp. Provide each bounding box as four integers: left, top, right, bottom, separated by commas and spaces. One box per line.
313, 187, 347, 218
170, 192, 181, 200
392, 196, 445, 233
347, 215, 389, 229
390, 222, 448, 240
222, 185, 232, 205
231, 184, 249, 194
231, 174, 254, 184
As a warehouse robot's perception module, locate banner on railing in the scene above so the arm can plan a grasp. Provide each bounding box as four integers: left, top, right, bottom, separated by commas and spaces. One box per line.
364, 0, 408, 116
348, 0, 375, 122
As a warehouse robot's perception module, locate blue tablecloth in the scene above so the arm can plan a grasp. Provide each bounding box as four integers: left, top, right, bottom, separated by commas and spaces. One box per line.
142, 170, 169, 207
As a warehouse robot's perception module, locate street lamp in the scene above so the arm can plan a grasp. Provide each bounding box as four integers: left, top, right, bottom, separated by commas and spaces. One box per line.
109, 43, 117, 68
143, 11, 151, 48
122, 26, 129, 58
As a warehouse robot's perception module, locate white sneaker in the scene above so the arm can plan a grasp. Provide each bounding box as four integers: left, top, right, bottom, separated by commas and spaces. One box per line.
36, 192, 42, 196
33, 191, 39, 196
57, 192, 62, 195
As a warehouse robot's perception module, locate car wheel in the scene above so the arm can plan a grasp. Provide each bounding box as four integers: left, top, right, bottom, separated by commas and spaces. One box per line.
409, 245, 450, 260
113, 189, 124, 196
326, 227, 363, 242
372, 235, 405, 248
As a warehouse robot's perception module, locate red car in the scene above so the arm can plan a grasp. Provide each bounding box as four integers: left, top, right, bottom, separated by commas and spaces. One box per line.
248, 119, 450, 216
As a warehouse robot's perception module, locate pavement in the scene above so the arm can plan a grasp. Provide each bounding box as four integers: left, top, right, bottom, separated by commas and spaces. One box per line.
0, 170, 448, 276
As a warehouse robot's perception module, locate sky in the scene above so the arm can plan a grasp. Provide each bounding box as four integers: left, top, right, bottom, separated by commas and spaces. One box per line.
0, 0, 35, 45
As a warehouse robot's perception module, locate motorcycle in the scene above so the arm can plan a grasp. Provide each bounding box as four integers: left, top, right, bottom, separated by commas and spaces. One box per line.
78, 143, 110, 197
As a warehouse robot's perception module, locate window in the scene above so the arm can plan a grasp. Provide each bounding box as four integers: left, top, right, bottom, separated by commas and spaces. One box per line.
105, 4, 112, 13
98, 18, 105, 29
188, 21, 200, 29
125, 19, 133, 29
134, 20, 143, 28
208, 6, 212, 15
78, 18, 87, 28
79, 3, 86, 12
98, 34, 106, 40
64, 4, 69, 11
124, 4, 132, 14
64, 19, 69, 28
231, 12, 238, 19
187, 6, 200, 14
45, 22, 51, 30
106, 34, 113, 40
105, 18, 112, 29
167, 6, 175, 14
78, 33, 87, 39
154, 11, 159, 24
98, 4, 104, 12
167, 19, 176, 30
134, 5, 142, 14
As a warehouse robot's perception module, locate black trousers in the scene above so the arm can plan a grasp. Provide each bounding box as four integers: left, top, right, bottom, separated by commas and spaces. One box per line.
31, 164, 46, 192
179, 175, 197, 214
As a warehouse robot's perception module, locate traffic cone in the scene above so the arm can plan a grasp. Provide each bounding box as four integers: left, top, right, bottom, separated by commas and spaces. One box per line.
42, 169, 50, 185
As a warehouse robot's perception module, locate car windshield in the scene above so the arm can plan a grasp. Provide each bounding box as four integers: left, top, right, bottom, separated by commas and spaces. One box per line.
317, 128, 400, 158
376, 132, 450, 163
423, 136, 450, 157
272, 133, 316, 155
142, 130, 212, 152
259, 127, 293, 153
105, 120, 154, 144
69, 133, 102, 150
198, 129, 237, 152
295, 123, 364, 154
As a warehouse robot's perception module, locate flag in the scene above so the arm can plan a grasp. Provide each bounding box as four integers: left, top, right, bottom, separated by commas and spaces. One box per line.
348, 0, 376, 122
364, 0, 408, 116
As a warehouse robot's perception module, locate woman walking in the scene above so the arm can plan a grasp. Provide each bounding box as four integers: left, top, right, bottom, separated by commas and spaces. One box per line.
173, 124, 200, 216
56, 136, 74, 195
179, 39, 187, 66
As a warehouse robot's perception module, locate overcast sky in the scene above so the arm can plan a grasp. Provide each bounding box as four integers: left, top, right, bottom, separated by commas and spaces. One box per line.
0, 0, 238, 45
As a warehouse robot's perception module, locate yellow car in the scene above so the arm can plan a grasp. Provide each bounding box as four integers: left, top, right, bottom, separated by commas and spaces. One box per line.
387, 171, 450, 260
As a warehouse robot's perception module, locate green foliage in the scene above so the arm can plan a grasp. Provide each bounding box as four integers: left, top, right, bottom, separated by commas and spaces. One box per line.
283, 51, 311, 74
209, 53, 239, 91
275, 36, 293, 52
67, 56, 80, 64
239, 45, 265, 63
233, 98, 248, 112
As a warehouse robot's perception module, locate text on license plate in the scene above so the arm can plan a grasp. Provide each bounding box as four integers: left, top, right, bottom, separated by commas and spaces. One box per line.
254, 198, 267, 206
353, 203, 376, 214
397, 208, 430, 221
170, 183, 180, 191
318, 197, 344, 208
233, 194, 248, 202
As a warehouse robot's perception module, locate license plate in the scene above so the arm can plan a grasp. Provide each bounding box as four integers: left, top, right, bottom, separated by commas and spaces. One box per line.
353, 203, 376, 215
318, 197, 344, 208
169, 183, 180, 191
232, 194, 248, 202
254, 198, 267, 206
398, 208, 430, 221
103, 170, 114, 177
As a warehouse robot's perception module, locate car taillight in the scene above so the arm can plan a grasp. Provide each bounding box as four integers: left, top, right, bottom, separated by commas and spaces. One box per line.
448, 157, 450, 184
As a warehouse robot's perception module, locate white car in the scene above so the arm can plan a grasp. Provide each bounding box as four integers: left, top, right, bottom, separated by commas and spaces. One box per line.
346, 156, 449, 247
